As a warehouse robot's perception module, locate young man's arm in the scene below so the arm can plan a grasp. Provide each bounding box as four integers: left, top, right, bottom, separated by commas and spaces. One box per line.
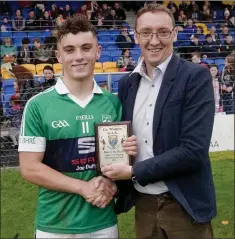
19, 151, 114, 199
19, 99, 116, 203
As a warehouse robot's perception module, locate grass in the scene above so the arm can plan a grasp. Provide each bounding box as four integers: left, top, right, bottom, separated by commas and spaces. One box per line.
1, 151, 234, 239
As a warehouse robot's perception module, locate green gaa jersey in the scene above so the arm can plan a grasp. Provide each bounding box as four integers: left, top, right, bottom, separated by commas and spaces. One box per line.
18, 77, 122, 234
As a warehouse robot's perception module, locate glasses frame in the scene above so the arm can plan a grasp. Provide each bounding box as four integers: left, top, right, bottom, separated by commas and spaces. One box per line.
135, 27, 176, 40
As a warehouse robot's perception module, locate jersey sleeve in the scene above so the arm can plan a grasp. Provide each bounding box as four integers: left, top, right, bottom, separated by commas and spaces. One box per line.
18, 99, 46, 152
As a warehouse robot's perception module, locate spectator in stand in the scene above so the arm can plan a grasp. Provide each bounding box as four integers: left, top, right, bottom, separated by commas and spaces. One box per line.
55, 14, 65, 26
210, 25, 221, 45
34, 2, 46, 19
43, 36, 57, 63
0, 37, 17, 63
179, 1, 188, 13
40, 10, 54, 30
12, 9, 26, 31
10, 65, 41, 108
32, 38, 53, 64
106, 9, 121, 29
167, 1, 178, 11
1, 17, 12, 32
0, 1, 11, 16
220, 35, 235, 57
17, 38, 32, 64
89, 1, 100, 13
187, 3, 201, 22
115, 26, 135, 50
220, 54, 235, 114
220, 25, 230, 44
170, 6, 179, 22
63, 4, 75, 19
77, 4, 88, 16
25, 10, 39, 31
195, 26, 205, 41
178, 10, 187, 25
202, 34, 219, 59
93, 11, 106, 29
183, 18, 197, 39
191, 52, 209, 69
116, 49, 136, 71
101, 3, 111, 19
201, 4, 213, 22
189, 35, 203, 53
8, 80, 21, 129
40, 65, 57, 91
210, 65, 222, 113
50, 4, 60, 20
113, 2, 126, 20
221, 9, 234, 28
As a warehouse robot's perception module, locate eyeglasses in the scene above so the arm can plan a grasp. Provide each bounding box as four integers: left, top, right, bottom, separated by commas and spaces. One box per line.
135, 28, 175, 40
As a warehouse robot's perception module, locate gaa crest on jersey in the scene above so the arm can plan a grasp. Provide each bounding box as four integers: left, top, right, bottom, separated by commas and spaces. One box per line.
102, 114, 112, 122
108, 135, 118, 148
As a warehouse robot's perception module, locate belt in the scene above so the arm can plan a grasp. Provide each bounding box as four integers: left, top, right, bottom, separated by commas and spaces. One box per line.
137, 191, 173, 200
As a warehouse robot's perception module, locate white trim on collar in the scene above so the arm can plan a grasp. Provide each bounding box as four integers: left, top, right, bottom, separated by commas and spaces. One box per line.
55, 77, 103, 95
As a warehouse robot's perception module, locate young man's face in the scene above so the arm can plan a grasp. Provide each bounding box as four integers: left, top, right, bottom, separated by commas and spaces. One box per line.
56, 32, 101, 82
192, 55, 200, 63
44, 69, 54, 80
210, 67, 218, 78
135, 11, 177, 68
226, 36, 232, 43
34, 41, 41, 48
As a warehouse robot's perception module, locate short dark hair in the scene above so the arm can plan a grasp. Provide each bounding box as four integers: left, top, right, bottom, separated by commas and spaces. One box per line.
33, 38, 41, 43
55, 14, 97, 43
135, 4, 175, 29
209, 64, 218, 69
191, 52, 201, 58
43, 65, 54, 73
22, 37, 30, 45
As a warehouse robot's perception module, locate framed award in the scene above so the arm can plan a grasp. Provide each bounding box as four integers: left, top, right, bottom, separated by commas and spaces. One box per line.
95, 121, 131, 171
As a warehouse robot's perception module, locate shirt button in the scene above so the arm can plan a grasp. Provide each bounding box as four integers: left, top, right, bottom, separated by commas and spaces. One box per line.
152, 84, 155, 87
147, 122, 149, 125
149, 104, 152, 107
145, 140, 148, 143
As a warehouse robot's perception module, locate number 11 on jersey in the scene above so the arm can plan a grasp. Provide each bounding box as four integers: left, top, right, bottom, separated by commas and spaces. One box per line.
82, 121, 89, 134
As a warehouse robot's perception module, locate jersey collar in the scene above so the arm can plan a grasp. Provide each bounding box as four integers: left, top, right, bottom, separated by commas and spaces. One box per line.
55, 76, 103, 95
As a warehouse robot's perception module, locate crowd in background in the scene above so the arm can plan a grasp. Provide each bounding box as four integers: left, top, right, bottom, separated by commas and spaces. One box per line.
0, 1, 235, 130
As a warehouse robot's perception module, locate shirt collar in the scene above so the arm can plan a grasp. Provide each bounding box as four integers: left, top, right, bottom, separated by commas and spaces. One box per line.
55, 76, 103, 95
130, 52, 173, 77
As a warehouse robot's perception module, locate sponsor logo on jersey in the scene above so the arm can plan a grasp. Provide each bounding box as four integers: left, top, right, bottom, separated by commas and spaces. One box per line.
76, 115, 94, 121
51, 120, 70, 128
102, 114, 112, 122
74, 137, 96, 172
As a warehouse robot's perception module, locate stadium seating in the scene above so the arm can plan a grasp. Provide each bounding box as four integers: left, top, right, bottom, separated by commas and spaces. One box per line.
94, 62, 103, 73
1, 68, 16, 80
53, 63, 63, 75
103, 62, 117, 69
104, 67, 119, 73
21, 64, 36, 75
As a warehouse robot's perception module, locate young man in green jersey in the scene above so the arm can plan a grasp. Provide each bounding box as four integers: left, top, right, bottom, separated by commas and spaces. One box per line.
18, 15, 136, 238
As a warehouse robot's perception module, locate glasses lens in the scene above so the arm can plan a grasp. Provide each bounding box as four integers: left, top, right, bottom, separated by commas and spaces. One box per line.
140, 31, 152, 39
158, 30, 171, 39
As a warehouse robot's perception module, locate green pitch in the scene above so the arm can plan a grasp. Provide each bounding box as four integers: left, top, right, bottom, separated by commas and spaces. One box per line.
1, 151, 234, 239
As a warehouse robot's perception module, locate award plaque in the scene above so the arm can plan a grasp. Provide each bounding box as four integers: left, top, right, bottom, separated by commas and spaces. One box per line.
95, 121, 131, 171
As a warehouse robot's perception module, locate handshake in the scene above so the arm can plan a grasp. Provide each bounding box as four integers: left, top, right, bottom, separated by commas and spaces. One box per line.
80, 176, 117, 208
80, 135, 137, 208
